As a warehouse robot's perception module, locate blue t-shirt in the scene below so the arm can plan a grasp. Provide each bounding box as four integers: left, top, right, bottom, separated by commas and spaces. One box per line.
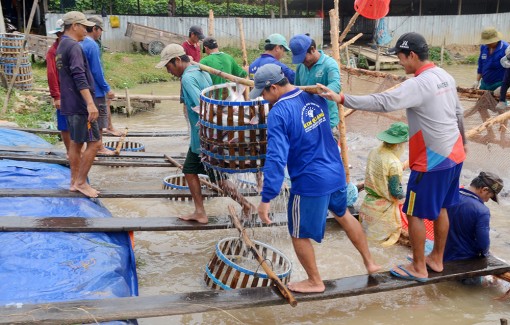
80, 36, 110, 98
249, 53, 295, 84
181, 65, 212, 154
261, 88, 345, 203
477, 40, 509, 85
444, 188, 491, 261
295, 51, 341, 128
56, 35, 95, 115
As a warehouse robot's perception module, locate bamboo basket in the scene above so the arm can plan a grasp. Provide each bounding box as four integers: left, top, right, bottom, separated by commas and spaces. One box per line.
199, 83, 270, 173
162, 173, 212, 201
204, 237, 292, 290
104, 140, 145, 152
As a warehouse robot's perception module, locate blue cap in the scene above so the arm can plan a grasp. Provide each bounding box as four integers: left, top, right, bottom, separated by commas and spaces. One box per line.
249, 63, 285, 99
290, 34, 312, 64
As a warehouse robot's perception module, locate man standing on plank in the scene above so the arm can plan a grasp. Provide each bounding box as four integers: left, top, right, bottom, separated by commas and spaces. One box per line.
253, 64, 380, 293
56, 11, 101, 198
318, 32, 466, 282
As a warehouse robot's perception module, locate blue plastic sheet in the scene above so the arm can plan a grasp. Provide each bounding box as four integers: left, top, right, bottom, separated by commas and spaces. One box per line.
0, 129, 138, 323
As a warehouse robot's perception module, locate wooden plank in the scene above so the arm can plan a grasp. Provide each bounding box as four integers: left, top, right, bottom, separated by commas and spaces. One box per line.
0, 153, 183, 167
0, 213, 299, 232
2, 127, 188, 137
0, 188, 257, 199
1, 256, 508, 324
349, 46, 399, 64
0, 144, 184, 159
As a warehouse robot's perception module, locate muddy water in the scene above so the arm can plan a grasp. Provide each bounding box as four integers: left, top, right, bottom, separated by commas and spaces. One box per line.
88, 64, 510, 324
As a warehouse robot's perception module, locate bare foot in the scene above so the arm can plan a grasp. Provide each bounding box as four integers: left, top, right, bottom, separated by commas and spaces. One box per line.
70, 184, 77, 192
288, 279, 325, 293
97, 147, 116, 156
242, 204, 256, 221
425, 256, 443, 273
365, 262, 382, 274
179, 212, 208, 224
74, 183, 100, 198
104, 128, 125, 137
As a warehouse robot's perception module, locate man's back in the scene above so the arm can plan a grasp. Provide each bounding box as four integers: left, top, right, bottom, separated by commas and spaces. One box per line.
81, 36, 110, 97
56, 36, 94, 116
200, 52, 246, 85
263, 88, 344, 200
445, 188, 491, 261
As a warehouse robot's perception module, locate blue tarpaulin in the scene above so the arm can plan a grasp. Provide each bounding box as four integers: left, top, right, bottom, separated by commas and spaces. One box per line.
0, 129, 138, 323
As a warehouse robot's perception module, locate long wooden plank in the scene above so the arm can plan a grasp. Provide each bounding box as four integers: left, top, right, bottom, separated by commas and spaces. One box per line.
3, 127, 188, 137
0, 144, 184, 159
0, 153, 182, 167
1, 256, 508, 324
0, 213, 299, 232
0, 188, 258, 198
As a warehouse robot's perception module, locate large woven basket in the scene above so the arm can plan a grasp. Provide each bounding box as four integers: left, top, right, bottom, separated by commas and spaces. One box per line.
162, 173, 212, 201
104, 140, 145, 152
199, 83, 271, 173
204, 237, 292, 290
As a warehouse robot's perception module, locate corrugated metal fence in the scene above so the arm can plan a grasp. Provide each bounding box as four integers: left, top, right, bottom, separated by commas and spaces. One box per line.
386, 12, 510, 46
45, 12, 510, 52
45, 14, 323, 52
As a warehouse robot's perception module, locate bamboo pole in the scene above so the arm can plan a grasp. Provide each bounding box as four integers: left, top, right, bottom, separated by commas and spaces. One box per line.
466, 109, 510, 139
1, 0, 38, 114
338, 12, 360, 45
339, 33, 363, 51
208, 10, 214, 36
164, 154, 225, 195
192, 61, 321, 94
330, 2, 351, 183
114, 127, 129, 155
125, 88, 132, 117
236, 17, 250, 99
227, 205, 297, 307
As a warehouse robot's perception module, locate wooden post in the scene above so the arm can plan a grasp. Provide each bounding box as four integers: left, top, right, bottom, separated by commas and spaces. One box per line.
375, 46, 381, 71
208, 10, 214, 37
236, 17, 250, 99
125, 88, 132, 117
330, 0, 350, 183
0, 3, 5, 33
440, 37, 446, 67
1, 0, 38, 114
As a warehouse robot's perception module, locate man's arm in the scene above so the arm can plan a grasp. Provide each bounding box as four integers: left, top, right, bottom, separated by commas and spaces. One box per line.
86, 42, 111, 95
474, 212, 491, 257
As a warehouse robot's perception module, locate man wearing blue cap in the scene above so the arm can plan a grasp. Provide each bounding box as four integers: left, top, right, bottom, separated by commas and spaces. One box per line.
252, 63, 380, 293
249, 33, 295, 84
289, 34, 341, 141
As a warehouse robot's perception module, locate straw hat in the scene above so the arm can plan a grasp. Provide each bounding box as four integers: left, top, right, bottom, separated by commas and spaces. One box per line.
479, 27, 503, 45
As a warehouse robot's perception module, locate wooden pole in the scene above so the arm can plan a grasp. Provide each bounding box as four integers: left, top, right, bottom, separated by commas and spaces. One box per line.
236, 17, 250, 99
0, 3, 6, 33
208, 10, 214, 37
125, 88, 132, 117
331, 1, 351, 183
228, 205, 297, 307
164, 154, 225, 195
1, 0, 38, 115
338, 12, 360, 45
114, 127, 129, 155
192, 61, 321, 94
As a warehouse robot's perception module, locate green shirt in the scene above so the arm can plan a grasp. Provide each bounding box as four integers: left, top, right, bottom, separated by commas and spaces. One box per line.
181, 65, 213, 154
295, 51, 341, 128
200, 52, 247, 85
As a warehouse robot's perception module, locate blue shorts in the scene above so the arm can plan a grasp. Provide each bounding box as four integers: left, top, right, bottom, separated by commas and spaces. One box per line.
56, 109, 68, 131
403, 163, 463, 221
287, 187, 347, 243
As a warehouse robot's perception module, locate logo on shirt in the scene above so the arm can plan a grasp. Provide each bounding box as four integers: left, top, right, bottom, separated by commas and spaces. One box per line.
437, 81, 449, 89
315, 70, 324, 79
302, 102, 326, 132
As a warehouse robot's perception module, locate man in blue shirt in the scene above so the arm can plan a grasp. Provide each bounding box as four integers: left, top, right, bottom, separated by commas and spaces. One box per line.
445, 171, 504, 262
290, 34, 341, 141
251, 64, 380, 293
474, 27, 509, 91
249, 33, 295, 84
156, 44, 254, 224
